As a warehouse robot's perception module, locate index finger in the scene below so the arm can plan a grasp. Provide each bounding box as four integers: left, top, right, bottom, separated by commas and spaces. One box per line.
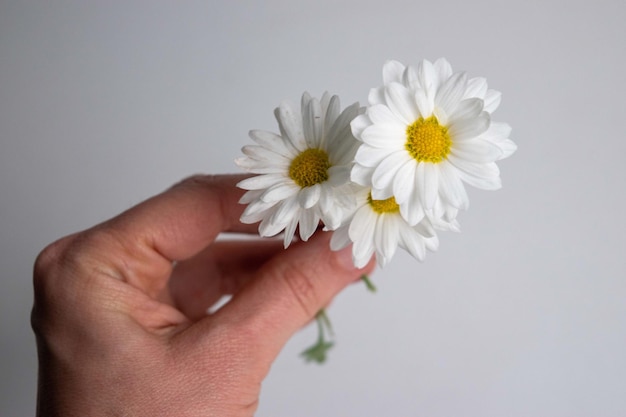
105, 174, 256, 263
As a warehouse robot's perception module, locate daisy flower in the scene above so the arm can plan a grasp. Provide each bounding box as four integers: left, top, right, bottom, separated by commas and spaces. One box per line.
331, 186, 439, 268
351, 58, 517, 226
236, 92, 361, 247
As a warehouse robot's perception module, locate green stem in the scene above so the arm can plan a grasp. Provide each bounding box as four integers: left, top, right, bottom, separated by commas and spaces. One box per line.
361, 274, 377, 293
300, 309, 334, 364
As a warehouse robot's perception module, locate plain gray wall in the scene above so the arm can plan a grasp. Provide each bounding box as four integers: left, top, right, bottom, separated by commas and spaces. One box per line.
1, 1, 625, 416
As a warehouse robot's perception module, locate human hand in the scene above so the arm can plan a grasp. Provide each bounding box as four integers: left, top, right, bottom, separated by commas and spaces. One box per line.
32, 174, 374, 417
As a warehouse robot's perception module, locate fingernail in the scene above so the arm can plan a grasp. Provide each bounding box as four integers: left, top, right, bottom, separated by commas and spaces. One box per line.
334, 245, 357, 271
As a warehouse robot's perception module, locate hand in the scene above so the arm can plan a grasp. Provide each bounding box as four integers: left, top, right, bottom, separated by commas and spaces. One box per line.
32, 175, 374, 417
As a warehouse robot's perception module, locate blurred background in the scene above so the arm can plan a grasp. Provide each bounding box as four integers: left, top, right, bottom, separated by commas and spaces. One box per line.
1, 0, 625, 415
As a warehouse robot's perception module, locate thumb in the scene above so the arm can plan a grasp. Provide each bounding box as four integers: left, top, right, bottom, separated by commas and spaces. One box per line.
207, 231, 374, 366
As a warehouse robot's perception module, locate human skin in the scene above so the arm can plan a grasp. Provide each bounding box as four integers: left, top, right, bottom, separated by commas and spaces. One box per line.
31, 174, 374, 417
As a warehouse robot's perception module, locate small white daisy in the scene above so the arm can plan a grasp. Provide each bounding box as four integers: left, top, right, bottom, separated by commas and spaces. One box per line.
331, 186, 439, 268
236, 92, 361, 247
351, 58, 517, 226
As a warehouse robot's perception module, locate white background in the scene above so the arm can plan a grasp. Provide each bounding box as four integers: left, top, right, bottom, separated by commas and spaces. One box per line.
1, 1, 625, 416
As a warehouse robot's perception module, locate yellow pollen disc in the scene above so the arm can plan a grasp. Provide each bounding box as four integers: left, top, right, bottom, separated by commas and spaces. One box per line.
368, 193, 400, 214
289, 148, 330, 188
405, 115, 451, 163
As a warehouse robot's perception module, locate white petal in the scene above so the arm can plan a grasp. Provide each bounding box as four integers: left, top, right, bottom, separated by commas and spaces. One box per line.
451, 138, 503, 163
484, 121, 512, 139
318, 184, 333, 213
238, 189, 263, 204
464, 77, 488, 99
450, 98, 484, 121
351, 208, 377, 262
298, 209, 319, 241
368, 86, 386, 106
448, 112, 490, 141
368, 104, 405, 125
400, 187, 425, 226
330, 225, 351, 251
479, 123, 516, 159
448, 155, 500, 178
324, 95, 341, 136
327, 165, 351, 187
355, 143, 394, 167
448, 156, 502, 190
361, 124, 406, 148
275, 101, 306, 151
438, 162, 469, 210
456, 170, 502, 190
303, 97, 323, 148
372, 151, 411, 191
417, 60, 438, 93
370, 186, 393, 200
327, 101, 357, 144
375, 214, 400, 263
241, 144, 291, 164
385, 82, 419, 125
392, 158, 417, 205
270, 195, 299, 225
283, 215, 299, 248
297, 184, 321, 209
237, 174, 286, 190
322, 208, 343, 231
249, 130, 295, 158
398, 222, 426, 261
425, 235, 440, 252
495, 139, 517, 159
300, 91, 312, 112
258, 206, 286, 237
483, 89, 502, 113
261, 181, 299, 203
435, 71, 468, 115
422, 163, 439, 209
351, 163, 375, 186
414, 219, 436, 238
354, 246, 375, 269
235, 159, 287, 175
414, 161, 426, 208
349, 205, 375, 243
240, 199, 274, 224
350, 113, 371, 139
433, 58, 453, 84
327, 102, 360, 149
403, 65, 419, 90
415, 89, 434, 118
383, 60, 406, 84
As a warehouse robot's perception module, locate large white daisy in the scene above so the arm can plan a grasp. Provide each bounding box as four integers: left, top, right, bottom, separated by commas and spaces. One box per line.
331, 186, 439, 268
236, 92, 361, 247
351, 58, 517, 226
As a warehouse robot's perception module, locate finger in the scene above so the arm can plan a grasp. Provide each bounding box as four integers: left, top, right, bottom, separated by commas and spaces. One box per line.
107, 174, 257, 260
168, 239, 284, 320
183, 231, 375, 369
85, 174, 257, 296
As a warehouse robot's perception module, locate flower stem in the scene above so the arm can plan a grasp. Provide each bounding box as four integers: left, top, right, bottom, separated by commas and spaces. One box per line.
300, 309, 334, 364
361, 274, 377, 293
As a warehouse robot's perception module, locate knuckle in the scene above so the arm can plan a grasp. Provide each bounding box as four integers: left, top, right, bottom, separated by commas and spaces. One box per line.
31, 230, 119, 333
31, 236, 73, 334
172, 174, 218, 191
280, 263, 320, 319
33, 237, 68, 280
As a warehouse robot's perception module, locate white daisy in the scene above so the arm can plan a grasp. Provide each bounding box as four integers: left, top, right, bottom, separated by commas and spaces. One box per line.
236, 92, 361, 247
331, 186, 439, 268
351, 58, 517, 226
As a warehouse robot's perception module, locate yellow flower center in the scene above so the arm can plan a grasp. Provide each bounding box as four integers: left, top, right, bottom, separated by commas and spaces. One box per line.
289, 148, 330, 188
368, 193, 400, 214
405, 115, 451, 163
